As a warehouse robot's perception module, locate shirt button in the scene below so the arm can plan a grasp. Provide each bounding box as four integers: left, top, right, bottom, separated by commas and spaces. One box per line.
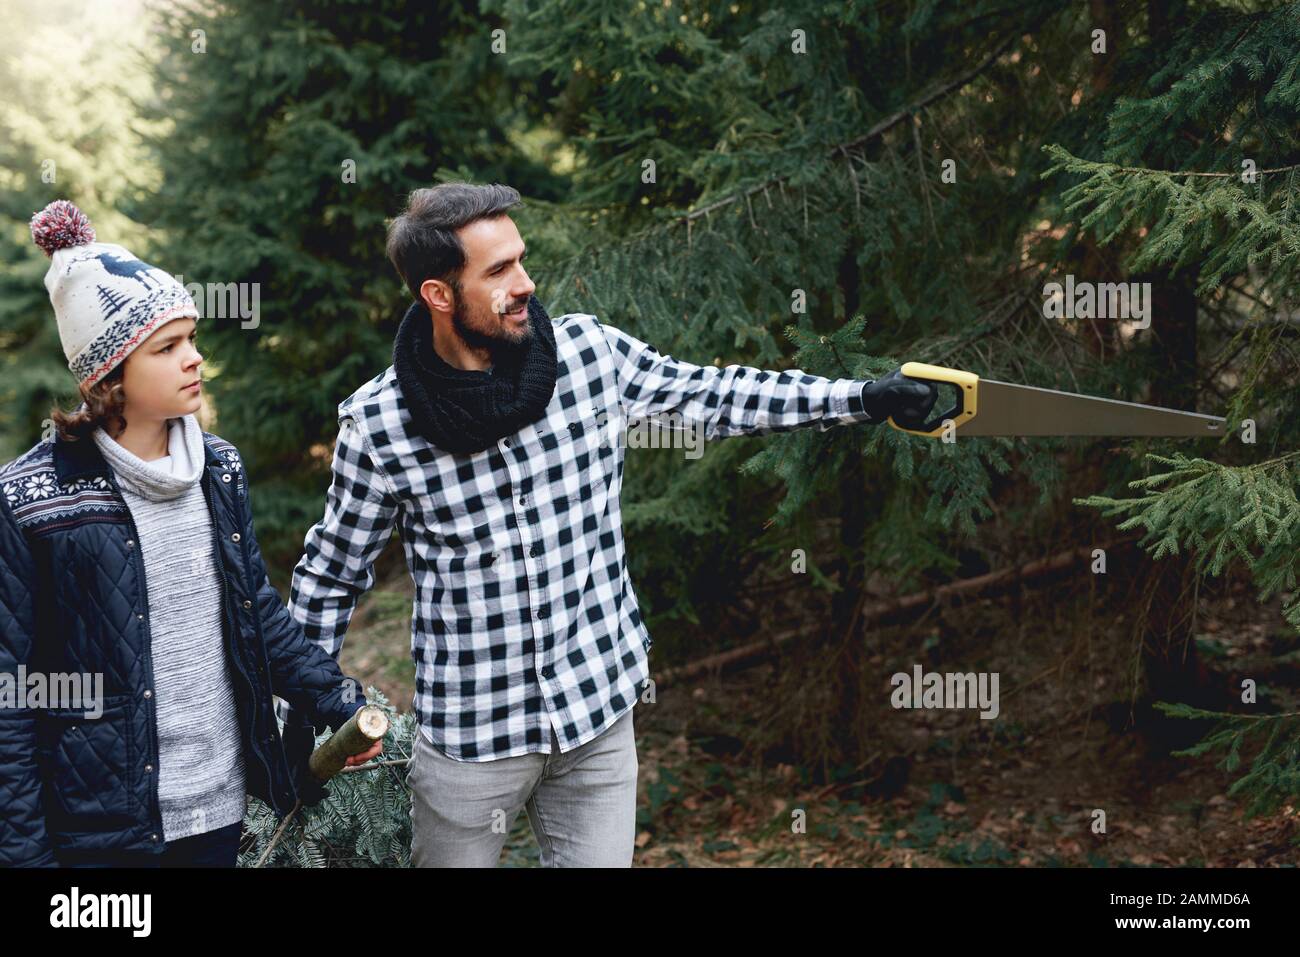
231, 532, 241, 542
222, 473, 232, 483
145, 763, 153, 772
151, 833, 159, 842
529, 544, 540, 557
520, 495, 528, 506
137, 612, 144, 621
541, 666, 555, 679
143, 690, 152, 699
243, 599, 252, 609
538, 607, 550, 619
503, 438, 511, 447
126, 539, 134, 548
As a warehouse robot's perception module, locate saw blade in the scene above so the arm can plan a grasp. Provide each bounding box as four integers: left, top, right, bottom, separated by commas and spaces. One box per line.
955, 379, 1226, 437
888, 362, 1227, 438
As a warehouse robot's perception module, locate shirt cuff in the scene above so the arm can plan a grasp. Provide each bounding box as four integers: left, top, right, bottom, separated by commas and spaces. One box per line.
830, 379, 878, 423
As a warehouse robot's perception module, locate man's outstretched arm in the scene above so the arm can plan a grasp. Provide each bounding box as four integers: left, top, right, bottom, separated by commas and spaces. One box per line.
597, 320, 931, 438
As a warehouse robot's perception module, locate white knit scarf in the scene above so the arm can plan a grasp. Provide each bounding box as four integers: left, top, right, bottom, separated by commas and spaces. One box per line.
92, 414, 205, 502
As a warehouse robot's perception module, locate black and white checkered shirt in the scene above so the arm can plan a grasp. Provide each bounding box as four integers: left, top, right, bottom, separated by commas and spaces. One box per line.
287, 312, 875, 761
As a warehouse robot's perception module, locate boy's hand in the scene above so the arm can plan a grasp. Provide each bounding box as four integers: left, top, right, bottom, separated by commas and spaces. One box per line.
282, 714, 329, 806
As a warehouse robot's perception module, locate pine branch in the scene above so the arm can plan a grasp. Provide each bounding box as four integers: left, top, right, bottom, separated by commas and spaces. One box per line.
1074, 450, 1300, 632
1155, 702, 1300, 820
549, 24, 1038, 273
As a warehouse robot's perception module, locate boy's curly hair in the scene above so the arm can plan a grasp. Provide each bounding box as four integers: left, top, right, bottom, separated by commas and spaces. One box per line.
49, 363, 127, 441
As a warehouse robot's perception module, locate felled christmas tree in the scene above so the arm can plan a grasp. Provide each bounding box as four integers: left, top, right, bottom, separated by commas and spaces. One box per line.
240, 688, 417, 868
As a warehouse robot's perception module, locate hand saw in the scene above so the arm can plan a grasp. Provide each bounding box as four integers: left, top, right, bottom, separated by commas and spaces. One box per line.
888, 362, 1227, 438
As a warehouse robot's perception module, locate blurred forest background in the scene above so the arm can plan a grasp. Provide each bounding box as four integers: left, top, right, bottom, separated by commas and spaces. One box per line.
3, 0, 1299, 866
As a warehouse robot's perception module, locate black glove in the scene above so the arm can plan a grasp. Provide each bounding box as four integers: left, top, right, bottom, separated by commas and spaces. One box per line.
280, 709, 330, 807
859, 368, 940, 427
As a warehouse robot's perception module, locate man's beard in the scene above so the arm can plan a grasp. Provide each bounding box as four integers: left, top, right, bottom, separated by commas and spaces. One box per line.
450, 293, 532, 359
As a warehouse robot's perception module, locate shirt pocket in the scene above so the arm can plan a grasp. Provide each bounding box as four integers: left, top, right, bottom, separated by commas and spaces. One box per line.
558, 406, 615, 462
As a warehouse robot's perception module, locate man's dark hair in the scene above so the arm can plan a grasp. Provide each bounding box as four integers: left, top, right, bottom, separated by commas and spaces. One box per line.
385, 182, 524, 302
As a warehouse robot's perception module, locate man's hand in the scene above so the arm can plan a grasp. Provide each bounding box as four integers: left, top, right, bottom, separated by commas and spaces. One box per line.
344, 738, 383, 767
860, 368, 940, 426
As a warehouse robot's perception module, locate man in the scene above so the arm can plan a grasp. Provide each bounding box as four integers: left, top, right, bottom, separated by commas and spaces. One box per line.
283, 182, 938, 867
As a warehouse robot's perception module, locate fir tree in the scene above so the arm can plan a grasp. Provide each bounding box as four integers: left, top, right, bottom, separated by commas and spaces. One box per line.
0, 0, 164, 459
1044, 2, 1300, 818
96, 285, 130, 318
242, 689, 416, 868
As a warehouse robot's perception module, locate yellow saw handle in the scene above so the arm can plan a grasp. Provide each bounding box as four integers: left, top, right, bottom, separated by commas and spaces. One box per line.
887, 362, 980, 437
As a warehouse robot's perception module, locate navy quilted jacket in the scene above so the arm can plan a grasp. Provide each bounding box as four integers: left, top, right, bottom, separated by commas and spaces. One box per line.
0, 428, 366, 867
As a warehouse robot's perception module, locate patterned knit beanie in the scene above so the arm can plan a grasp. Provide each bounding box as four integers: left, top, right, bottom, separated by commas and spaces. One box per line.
29, 200, 199, 388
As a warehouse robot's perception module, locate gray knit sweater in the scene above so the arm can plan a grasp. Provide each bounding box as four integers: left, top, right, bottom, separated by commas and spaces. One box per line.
93, 415, 247, 842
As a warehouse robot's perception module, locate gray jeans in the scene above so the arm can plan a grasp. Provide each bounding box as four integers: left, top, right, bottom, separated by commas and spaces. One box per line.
407, 705, 638, 867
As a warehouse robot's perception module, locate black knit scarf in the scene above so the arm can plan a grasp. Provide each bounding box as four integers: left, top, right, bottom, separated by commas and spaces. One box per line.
392, 294, 557, 453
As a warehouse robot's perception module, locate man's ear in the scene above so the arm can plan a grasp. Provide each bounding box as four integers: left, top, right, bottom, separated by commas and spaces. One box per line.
419, 278, 452, 315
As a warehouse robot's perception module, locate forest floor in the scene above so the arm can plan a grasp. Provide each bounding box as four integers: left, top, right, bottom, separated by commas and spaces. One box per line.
326, 549, 1300, 868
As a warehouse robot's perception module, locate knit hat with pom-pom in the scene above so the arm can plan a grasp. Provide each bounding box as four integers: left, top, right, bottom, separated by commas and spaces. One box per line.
30, 200, 199, 388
